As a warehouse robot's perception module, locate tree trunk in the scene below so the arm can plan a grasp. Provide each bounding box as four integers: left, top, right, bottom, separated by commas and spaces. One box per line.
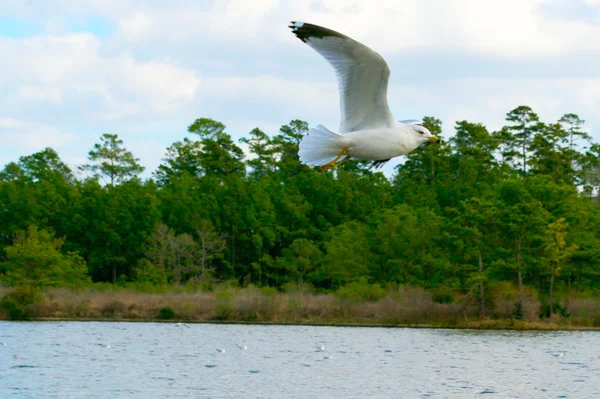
478, 250, 485, 318
549, 263, 555, 316
517, 235, 524, 316
112, 264, 116, 283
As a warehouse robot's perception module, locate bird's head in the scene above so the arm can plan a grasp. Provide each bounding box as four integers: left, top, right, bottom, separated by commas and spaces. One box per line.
412, 124, 444, 145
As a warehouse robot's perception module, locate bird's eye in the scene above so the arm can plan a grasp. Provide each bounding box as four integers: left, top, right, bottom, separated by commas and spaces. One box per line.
418, 131, 424, 135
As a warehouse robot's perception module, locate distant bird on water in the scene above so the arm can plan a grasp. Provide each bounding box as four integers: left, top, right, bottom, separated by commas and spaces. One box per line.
289, 22, 443, 172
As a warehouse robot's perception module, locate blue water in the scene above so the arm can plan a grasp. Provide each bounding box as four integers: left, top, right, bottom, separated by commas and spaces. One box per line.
0, 321, 598, 398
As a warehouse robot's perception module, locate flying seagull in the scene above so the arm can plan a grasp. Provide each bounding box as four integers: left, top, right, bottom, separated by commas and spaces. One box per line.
289, 22, 443, 171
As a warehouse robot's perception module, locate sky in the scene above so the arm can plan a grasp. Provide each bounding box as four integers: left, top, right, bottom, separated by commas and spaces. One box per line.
1, 0, 600, 177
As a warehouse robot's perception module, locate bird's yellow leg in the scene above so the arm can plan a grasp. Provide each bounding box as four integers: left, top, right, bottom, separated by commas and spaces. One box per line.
318, 148, 349, 172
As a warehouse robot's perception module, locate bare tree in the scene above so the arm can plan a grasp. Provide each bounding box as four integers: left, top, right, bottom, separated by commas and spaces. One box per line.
173, 233, 196, 284
145, 224, 195, 284
193, 220, 227, 283
145, 224, 175, 270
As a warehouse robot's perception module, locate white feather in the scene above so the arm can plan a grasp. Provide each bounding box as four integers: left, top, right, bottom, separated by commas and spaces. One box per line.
298, 125, 346, 166
291, 22, 396, 134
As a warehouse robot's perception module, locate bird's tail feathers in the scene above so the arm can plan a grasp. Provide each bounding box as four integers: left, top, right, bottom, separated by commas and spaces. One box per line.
298, 125, 346, 167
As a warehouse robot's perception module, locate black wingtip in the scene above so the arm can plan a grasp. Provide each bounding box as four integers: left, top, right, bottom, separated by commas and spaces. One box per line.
288, 21, 348, 43
289, 21, 307, 42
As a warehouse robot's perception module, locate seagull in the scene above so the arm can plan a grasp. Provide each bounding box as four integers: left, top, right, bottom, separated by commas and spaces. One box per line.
323, 354, 333, 360
289, 22, 443, 172
216, 348, 226, 353
316, 345, 325, 351
236, 345, 248, 350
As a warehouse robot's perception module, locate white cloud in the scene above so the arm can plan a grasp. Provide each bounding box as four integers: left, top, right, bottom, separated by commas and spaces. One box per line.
0, 33, 200, 121
95, 0, 600, 58
385, 77, 600, 138
1, 0, 600, 177
1, 118, 78, 147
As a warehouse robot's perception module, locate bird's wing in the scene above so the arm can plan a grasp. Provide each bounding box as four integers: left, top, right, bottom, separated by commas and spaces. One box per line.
399, 119, 423, 126
290, 21, 397, 134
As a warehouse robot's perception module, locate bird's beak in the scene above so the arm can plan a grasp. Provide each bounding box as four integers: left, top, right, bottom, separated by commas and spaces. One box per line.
428, 136, 443, 144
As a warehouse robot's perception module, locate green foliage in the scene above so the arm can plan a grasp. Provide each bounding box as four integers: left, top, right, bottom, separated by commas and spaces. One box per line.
158, 307, 175, 320
335, 278, 387, 302
3, 225, 90, 292
134, 259, 169, 285
215, 291, 233, 320
80, 133, 145, 185
0, 288, 41, 320
0, 108, 599, 323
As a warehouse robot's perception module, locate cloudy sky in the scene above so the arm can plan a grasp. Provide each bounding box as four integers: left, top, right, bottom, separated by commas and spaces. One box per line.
1, 0, 600, 176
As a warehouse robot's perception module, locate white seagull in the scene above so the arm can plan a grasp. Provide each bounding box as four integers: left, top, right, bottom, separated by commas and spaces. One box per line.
289, 22, 443, 172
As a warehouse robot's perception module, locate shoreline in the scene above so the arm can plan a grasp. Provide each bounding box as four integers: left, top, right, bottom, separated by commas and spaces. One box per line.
2, 286, 599, 332
5, 317, 599, 332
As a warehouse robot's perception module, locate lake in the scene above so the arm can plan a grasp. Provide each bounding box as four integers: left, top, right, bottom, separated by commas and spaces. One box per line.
0, 321, 598, 398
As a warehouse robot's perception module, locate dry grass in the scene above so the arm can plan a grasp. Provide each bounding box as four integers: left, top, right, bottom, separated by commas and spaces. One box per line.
1, 285, 599, 330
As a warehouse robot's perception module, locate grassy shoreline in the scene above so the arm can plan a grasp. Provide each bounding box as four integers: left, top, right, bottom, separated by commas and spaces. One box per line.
15, 317, 600, 332
2, 284, 599, 331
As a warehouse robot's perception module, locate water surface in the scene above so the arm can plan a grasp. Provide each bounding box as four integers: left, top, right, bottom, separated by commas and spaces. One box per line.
1, 321, 598, 398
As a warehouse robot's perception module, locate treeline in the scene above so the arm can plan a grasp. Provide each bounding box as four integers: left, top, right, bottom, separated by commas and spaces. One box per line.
1, 106, 600, 318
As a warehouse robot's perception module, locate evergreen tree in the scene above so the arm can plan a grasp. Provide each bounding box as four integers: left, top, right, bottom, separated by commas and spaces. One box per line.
80, 134, 145, 185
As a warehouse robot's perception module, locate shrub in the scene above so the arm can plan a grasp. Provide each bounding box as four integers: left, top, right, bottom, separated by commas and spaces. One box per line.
3, 226, 90, 291
431, 287, 455, 304
260, 286, 279, 297
215, 291, 233, 320
158, 307, 175, 320
100, 300, 126, 317
0, 288, 41, 320
281, 282, 315, 294
335, 278, 386, 302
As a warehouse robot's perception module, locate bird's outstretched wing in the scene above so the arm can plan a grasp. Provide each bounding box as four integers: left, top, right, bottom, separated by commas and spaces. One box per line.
399, 119, 423, 126
289, 21, 397, 134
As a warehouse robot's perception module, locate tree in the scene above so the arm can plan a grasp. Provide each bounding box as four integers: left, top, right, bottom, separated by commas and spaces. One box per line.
0, 148, 74, 184
272, 120, 309, 172
3, 225, 89, 297
240, 128, 278, 177
193, 220, 227, 282
453, 197, 499, 317
154, 138, 203, 185
543, 218, 578, 315
143, 223, 197, 284
496, 106, 541, 174
275, 239, 322, 285
321, 221, 370, 289
495, 178, 550, 316
80, 133, 145, 185
529, 123, 571, 183
187, 118, 245, 176
0, 149, 78, 254
559, 113, 591, 184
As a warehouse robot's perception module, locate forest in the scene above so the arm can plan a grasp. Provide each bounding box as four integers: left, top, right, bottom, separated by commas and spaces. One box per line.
1, 105, 599, 324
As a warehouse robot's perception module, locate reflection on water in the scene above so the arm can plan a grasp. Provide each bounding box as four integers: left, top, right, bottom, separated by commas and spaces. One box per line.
1, 321, 598, 398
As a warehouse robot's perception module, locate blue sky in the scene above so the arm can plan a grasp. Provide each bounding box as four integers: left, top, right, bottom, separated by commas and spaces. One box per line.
1, 0, 600, 177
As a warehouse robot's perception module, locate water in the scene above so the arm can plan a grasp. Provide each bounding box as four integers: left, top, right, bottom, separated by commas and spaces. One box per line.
1, 321, 598, 398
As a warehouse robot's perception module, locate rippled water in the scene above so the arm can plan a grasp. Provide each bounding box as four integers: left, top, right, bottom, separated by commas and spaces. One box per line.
1, 321, 598, 398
